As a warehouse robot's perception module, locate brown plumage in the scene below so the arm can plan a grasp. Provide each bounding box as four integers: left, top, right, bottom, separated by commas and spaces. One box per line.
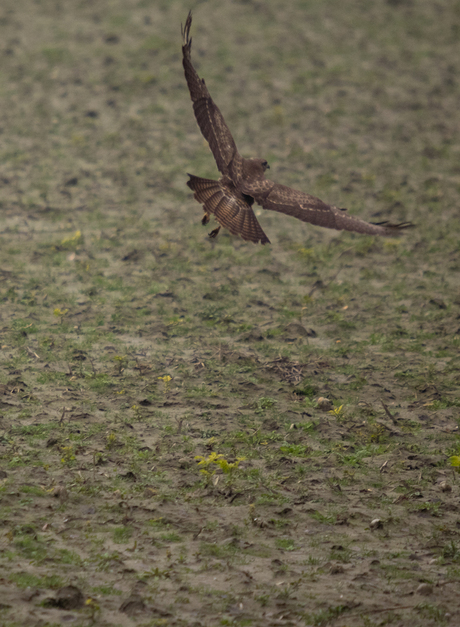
182, 12, 412, 244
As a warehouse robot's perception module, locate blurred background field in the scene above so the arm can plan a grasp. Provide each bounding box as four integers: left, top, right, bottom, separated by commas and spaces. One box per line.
0, 1, 459, 625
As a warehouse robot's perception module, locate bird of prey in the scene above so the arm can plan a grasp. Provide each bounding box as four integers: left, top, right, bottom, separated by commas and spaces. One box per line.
182, 12, 411, 244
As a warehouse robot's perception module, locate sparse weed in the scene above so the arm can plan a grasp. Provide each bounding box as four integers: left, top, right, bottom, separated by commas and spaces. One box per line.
60, 445, 76, 466
195, 452, 245, 485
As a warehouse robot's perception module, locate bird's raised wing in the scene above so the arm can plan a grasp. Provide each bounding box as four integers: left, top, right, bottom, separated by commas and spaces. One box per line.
182, 12, 243, 183
249, 182, 412, 236
187, 174, 270, 244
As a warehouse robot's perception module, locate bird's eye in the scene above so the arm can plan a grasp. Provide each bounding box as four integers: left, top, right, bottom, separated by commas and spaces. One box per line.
262, 160, 269, 168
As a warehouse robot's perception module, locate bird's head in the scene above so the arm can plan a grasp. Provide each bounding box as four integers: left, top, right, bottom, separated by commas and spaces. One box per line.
244, 158, 270, 179
258, 158, 270, 172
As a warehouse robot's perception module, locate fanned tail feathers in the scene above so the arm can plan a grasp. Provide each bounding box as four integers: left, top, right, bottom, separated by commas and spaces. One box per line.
187, 174, 270, 244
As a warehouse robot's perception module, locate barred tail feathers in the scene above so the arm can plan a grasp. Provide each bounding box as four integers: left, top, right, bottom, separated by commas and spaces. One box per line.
186, 174, 270, 244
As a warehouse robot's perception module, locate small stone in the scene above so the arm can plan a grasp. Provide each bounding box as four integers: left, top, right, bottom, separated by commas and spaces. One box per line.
285, 322, 310, 337
429, 298, 446, 309
317, 397, 333, 411
43, 585, 84, 609
52, 485, 68, 501
439, 481, 452, 492
330, 564, 345, 574
416, 583, 433, 596
120, 471, 137, 481
119, 594, 146, 616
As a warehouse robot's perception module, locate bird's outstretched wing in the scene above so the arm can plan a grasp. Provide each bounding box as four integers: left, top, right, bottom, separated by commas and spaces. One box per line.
248, 182, 412, 236
182, 12, 243, 183
187, 174, 270, 244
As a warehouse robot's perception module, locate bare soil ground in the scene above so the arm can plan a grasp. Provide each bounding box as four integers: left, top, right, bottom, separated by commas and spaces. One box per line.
0, 1, 459, 626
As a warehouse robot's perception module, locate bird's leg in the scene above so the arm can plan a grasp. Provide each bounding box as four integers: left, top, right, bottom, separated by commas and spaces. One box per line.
202, 213, 210, 225
208, 226, 221, 238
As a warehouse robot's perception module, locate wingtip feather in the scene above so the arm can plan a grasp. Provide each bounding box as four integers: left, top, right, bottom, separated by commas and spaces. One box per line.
182, 11, 193, 48
372, 221, 415, 232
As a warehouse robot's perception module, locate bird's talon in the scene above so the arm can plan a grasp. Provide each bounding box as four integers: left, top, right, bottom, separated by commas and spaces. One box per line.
208, 227, 221, 238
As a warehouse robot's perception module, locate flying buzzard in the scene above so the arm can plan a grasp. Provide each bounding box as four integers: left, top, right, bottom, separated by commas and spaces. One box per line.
182, 12, 411, 244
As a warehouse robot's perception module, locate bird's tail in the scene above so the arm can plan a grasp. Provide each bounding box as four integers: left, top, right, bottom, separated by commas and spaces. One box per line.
186, 174, 270, 244
186, 174, 222, 210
